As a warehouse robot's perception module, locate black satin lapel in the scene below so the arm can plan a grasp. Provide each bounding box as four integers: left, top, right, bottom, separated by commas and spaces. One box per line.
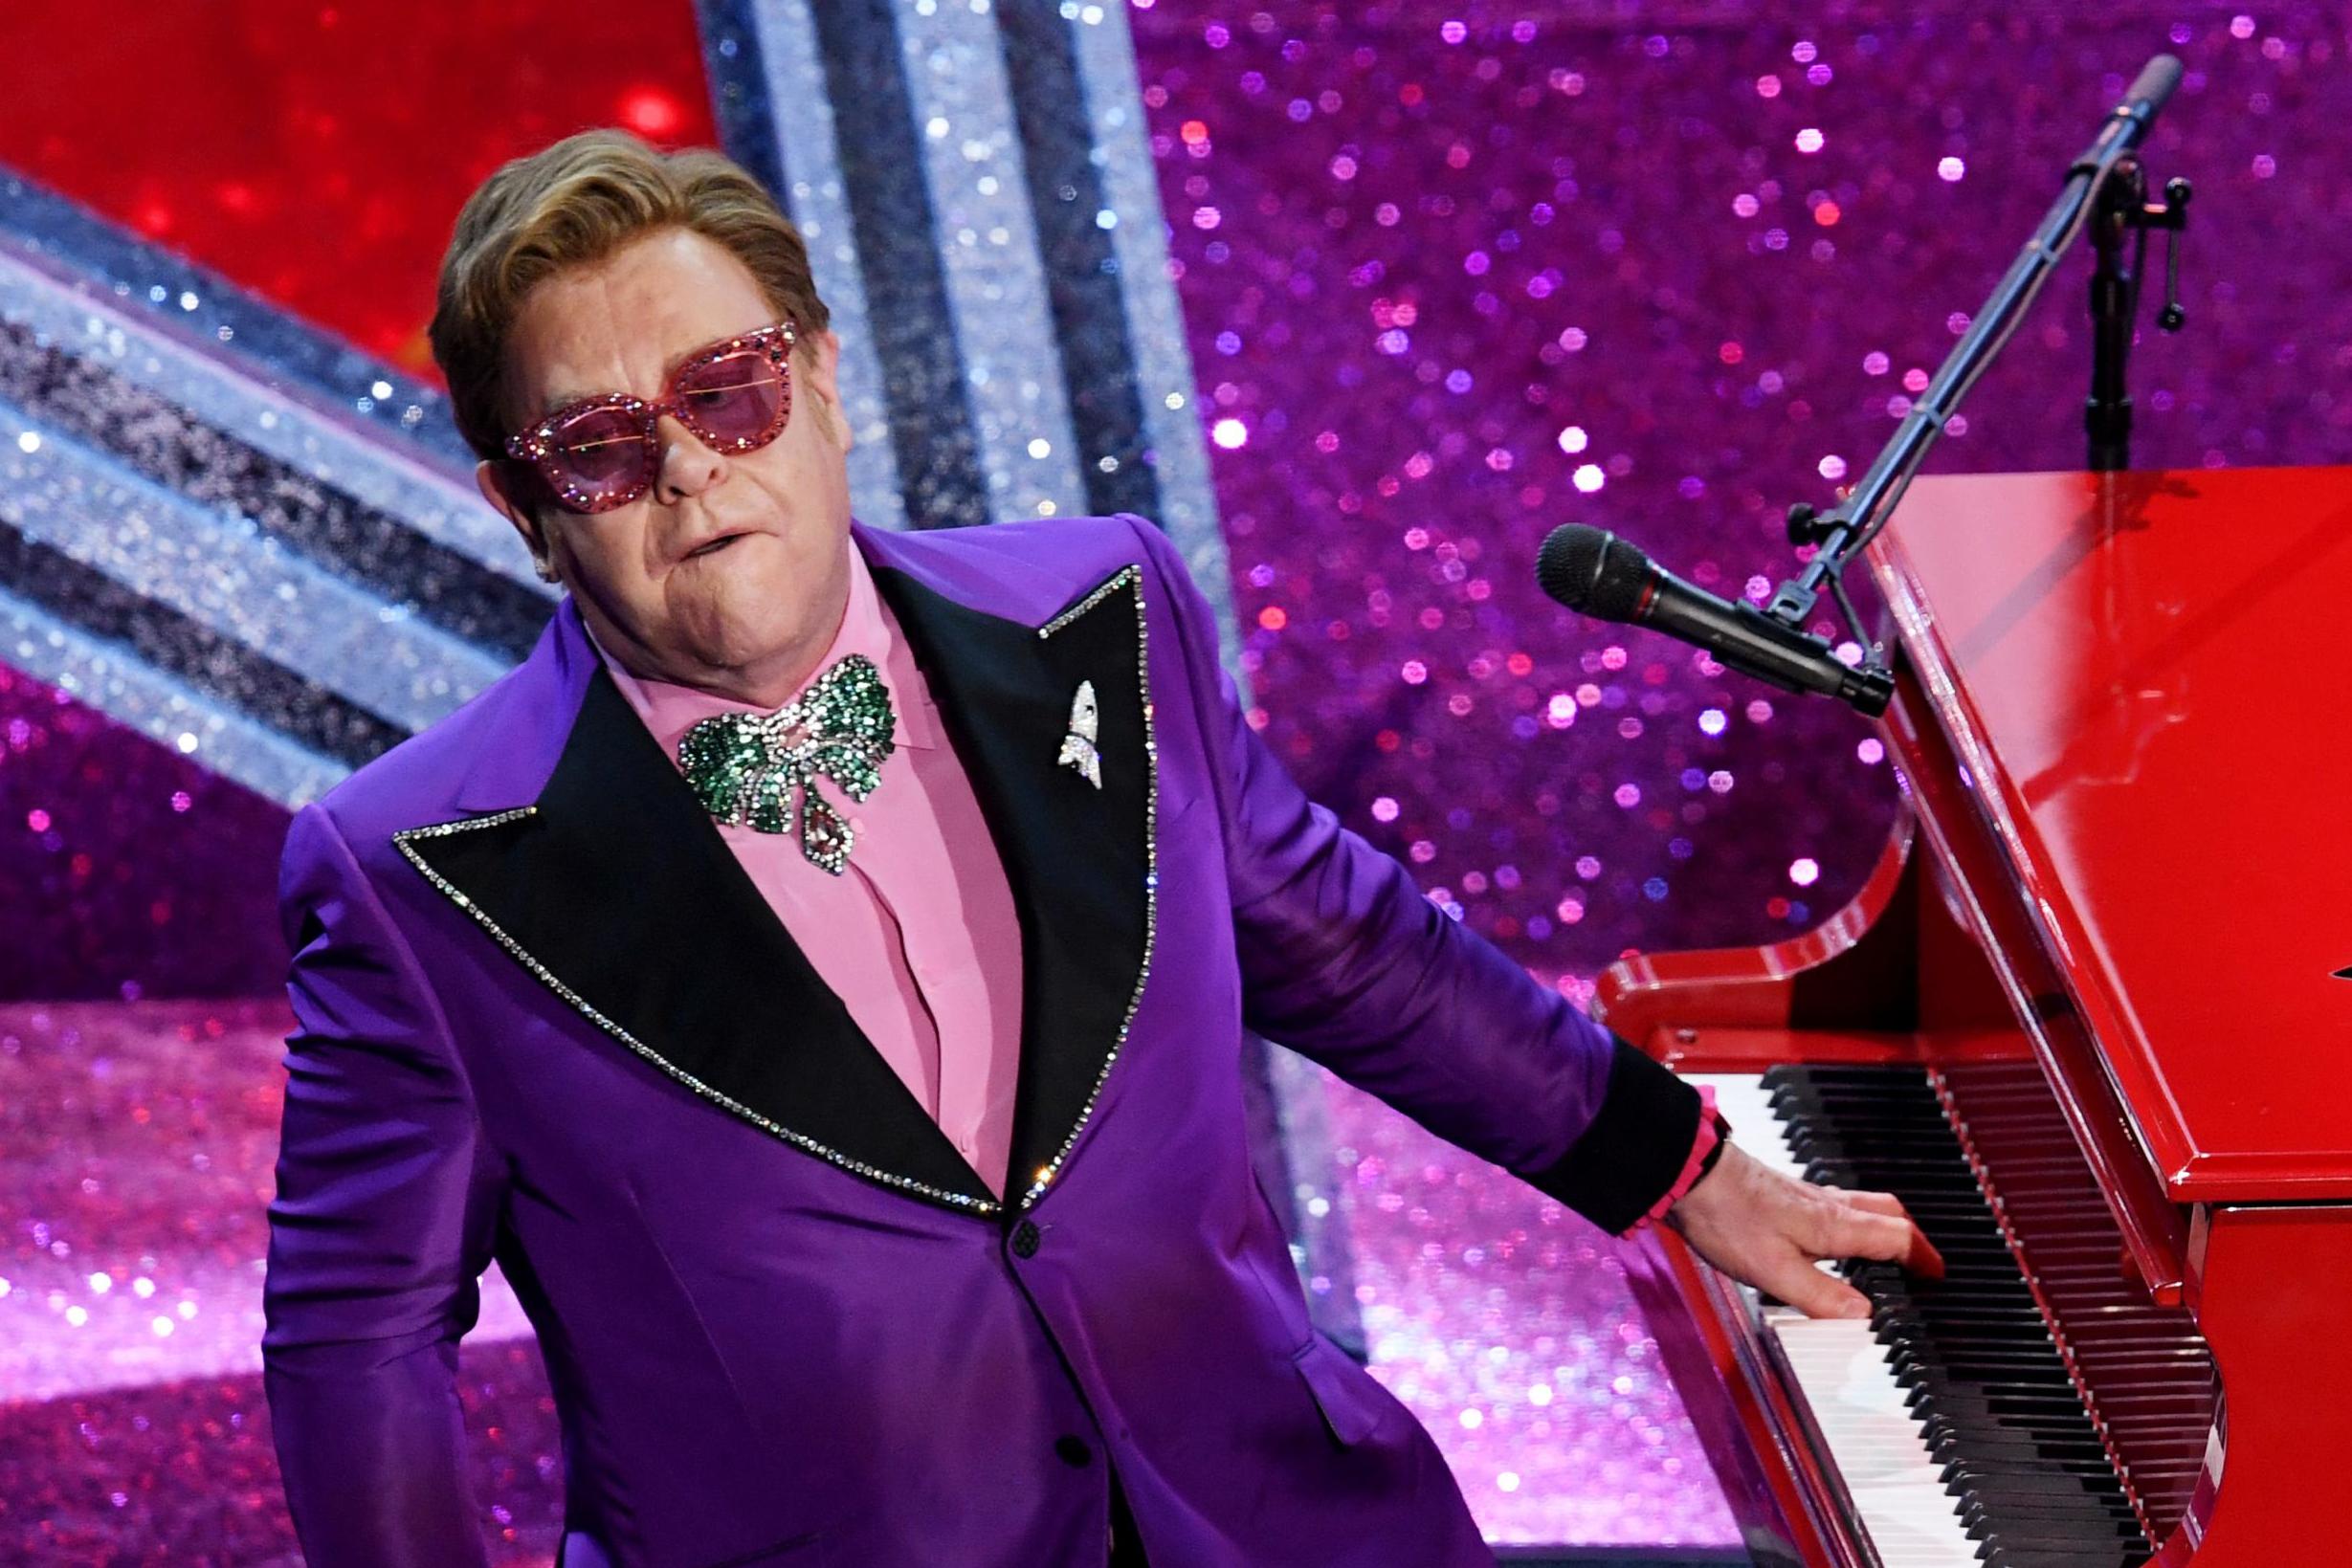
393, 665, 998, 1214
869, 563, 1153, 1211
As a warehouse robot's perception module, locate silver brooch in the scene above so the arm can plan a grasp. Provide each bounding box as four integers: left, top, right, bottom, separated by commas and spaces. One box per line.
1057, 679, 1101, 788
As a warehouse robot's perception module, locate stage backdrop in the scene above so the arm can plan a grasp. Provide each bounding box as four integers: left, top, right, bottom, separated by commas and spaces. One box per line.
2, 1, 2340, 1561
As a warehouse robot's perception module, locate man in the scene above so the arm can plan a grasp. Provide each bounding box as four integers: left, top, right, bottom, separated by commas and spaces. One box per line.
263, 130, 1932, 1568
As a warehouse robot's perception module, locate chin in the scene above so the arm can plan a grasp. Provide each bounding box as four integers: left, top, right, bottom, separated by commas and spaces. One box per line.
686, 593, 815, 662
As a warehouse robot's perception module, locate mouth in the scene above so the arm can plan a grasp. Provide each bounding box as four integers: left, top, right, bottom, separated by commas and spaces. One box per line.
682, 531, 751, 562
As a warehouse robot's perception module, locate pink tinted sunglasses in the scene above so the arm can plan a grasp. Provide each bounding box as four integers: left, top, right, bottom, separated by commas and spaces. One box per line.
504, 321, 796, 514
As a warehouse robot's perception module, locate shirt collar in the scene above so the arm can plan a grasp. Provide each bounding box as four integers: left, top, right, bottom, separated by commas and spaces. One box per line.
579, 537, 944, 762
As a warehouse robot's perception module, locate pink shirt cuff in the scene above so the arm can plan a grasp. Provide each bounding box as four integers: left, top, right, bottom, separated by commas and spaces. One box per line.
1630, 1084, 1720, 1234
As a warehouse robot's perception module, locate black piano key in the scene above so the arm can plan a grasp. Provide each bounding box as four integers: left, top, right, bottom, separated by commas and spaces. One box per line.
1766, 1064, 2157, 1568
1946, 1472, 2139, 1507
1942, 1465, 2137, 1502
1943, 1457, 2137, 1489
1961, 1506, 2139, 1541
1907, 1380, 2100, 1418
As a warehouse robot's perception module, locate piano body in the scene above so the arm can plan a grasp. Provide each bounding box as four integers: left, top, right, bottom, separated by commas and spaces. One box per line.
1599, 466, 2352, 1568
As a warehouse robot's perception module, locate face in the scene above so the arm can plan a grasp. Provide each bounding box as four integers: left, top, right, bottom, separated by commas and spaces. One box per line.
477, 226, 854, 706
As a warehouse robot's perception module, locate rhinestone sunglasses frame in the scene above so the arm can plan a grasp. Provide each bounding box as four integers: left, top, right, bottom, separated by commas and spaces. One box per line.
503, 320, 797, 514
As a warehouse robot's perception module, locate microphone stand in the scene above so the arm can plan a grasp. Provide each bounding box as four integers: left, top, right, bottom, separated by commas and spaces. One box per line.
2086, 166, 2191, 472
1767, 56, 2192, 661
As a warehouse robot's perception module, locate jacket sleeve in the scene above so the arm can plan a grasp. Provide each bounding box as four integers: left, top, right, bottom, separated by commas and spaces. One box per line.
1126, 515, 1704, 1234
262, 800, 506, 1566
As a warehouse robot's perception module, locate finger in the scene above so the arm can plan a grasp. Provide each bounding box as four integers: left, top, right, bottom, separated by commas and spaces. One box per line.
1840, 1189, 1912, 1220
1850, 1213, 1944, 1281
1772, 1259, 1872, 1320
1816, 1205, 1944, 1281
1898, 1223, 1945, 1280
1828, 1193, 1946, 1279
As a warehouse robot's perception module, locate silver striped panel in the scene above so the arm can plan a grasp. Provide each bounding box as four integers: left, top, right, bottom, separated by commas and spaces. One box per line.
0, 581, 345, 806
0, 400, 506, 733
0, 248, 539, 591
745, 0, 910, 533
897, 0, 1091, 519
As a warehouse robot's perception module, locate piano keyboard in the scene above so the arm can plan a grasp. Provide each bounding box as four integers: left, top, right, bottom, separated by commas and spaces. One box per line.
1687, 1066, 2212, 1568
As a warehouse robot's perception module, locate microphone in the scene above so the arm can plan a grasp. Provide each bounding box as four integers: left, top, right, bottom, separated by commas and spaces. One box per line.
2072, 54, 2183, 174
1536, 524, 1894, 717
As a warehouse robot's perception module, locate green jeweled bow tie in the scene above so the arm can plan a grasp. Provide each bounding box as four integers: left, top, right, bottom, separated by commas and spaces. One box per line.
677, 653, 896, 875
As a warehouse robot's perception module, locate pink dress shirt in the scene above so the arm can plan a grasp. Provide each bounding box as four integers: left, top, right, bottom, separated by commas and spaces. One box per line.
581, 546, 1027, 1197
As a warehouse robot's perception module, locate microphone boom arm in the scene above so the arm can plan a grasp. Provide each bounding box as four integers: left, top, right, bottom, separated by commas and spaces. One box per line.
1765, 55, 2187, 638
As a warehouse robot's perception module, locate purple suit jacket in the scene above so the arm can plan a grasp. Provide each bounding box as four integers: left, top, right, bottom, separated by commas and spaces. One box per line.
263, 514, 1704, 1568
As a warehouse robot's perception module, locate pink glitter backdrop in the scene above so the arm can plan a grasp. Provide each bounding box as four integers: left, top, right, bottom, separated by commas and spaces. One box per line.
11, 2, 2349, 1560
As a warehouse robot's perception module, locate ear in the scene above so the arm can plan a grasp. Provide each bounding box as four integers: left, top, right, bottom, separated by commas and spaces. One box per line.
477, 459, 554, 575
802, 329, 852, 454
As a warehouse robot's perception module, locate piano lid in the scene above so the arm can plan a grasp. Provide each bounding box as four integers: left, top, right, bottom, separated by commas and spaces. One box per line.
1869, 465, 2352, 1204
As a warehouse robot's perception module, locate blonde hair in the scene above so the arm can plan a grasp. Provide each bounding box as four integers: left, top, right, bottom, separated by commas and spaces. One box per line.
430, 128, 832, 462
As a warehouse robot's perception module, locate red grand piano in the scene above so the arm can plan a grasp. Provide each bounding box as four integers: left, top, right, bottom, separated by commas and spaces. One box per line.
1602, 465, 2352, 1568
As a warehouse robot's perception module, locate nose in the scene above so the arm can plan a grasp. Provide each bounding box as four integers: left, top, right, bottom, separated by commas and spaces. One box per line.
652, 412, 725, 504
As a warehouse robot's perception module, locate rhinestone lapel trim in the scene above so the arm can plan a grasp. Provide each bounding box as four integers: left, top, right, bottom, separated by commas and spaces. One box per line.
1016, 564, 1157, 1211
390, 807, 1002, 1216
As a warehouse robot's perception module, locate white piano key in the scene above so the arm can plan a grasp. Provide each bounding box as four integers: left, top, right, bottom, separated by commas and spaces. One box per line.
1679, 1074, 1979, 1568
1684, 1071, 1809, 1185
1770, 1314, 1980, 1567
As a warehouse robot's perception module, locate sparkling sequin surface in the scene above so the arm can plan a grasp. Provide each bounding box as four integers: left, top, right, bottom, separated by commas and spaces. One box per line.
0, 1001, 549, 1563
6, 1, 2349, 1558
0, 4, 718, 377
0, 666, 286, 1002
1320, 1072, 1734, 1546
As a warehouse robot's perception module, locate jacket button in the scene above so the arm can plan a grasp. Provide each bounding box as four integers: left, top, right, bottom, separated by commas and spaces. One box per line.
1054, 1434, 1093, 1468
1010, 1220, 1041, 1258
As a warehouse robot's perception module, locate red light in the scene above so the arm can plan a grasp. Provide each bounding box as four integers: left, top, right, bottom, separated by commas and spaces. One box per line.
620, 88, 683, 140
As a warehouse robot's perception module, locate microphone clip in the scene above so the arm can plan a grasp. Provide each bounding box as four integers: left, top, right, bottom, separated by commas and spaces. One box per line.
1765, 501, 1887, 694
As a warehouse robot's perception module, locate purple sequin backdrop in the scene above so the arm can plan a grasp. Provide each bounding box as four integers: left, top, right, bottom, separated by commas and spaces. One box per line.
1131, 1, 2342, 990
8, 2, 2350, 1557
